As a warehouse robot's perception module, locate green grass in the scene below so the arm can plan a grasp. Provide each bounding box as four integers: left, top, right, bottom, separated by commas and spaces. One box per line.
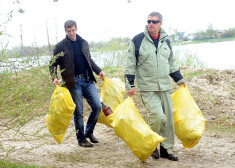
0, 65, 53, 135
0, 159, 39, 168
206, 122, 235, 135
182, 71, 204, 80
52, 149, 138, 168
102, 66, 125, 80
174, 50, 207, 69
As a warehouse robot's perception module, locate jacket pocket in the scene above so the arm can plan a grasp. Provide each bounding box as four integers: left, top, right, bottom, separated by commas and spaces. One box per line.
159, 43, 171, 59
137, 52, 157, 76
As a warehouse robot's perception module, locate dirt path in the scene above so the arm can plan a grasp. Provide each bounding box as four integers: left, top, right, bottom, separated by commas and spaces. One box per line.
0, 116, 234, 168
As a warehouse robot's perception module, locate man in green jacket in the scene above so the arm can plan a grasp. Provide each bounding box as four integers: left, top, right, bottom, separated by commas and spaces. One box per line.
125, 11, 185, 161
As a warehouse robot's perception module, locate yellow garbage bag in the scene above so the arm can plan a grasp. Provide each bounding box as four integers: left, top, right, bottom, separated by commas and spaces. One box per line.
98, 77, 125, 127
45, 85, 76, 144
112, 97, 165, 162
173, 85, 205, 148
98, 77, 164, 161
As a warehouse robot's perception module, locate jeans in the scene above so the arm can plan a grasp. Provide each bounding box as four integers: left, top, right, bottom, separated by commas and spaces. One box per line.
68, 77, 101, 143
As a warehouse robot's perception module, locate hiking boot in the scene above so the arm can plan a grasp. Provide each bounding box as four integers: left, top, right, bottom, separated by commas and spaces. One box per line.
79, 140, 93, 147
86, 134, 99, 143
151, 148, 159, 160
160, 145, 178, 161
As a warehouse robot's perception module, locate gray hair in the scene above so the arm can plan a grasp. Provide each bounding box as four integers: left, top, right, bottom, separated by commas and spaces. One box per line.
64, 20, 77, 30
148, 11, 163, 21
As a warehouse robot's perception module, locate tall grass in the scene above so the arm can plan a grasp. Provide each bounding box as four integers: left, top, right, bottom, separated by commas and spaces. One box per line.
0, 65, 53, 132
92, 50, 127, 67
174, 50, 207, 68
91, 38, 128, 68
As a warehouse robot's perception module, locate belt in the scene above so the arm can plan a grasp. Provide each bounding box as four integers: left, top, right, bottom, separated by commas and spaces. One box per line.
75, 74, 84, 78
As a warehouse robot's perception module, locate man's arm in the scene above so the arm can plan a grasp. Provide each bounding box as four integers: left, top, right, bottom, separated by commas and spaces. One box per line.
125, 41, 137, 96
170, 70, 185, 86
90, 58, 102, 74
167, 39, 186, 86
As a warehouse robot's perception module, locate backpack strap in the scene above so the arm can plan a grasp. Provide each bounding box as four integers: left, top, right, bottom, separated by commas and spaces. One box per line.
132, 33, 172, 65
132, 32, 145, 65
165, 39, 172, 51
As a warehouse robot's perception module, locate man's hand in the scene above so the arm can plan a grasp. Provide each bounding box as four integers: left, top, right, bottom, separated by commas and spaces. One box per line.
179, 82, 186, 87
127, 88, 136, 97
52, 78, 60, 86
99, 71, 106, 80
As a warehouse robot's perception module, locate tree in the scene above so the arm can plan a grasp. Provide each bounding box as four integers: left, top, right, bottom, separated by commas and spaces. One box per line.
206, 24, 217, 39
20, 24, 23, 49
0, 0, 24, 53
193, 31, 207, 40
221, 27, 235, 38
46, 20, 52, 56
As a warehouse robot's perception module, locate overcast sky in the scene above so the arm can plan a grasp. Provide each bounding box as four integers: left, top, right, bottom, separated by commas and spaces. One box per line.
1, 0, 235, 48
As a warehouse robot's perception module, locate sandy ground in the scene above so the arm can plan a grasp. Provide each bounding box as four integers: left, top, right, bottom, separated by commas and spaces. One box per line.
0, 115, 234, 168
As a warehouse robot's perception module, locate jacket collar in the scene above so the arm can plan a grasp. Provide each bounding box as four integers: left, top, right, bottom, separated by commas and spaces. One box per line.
65, 34, 84, 43
144, 26, 168, 41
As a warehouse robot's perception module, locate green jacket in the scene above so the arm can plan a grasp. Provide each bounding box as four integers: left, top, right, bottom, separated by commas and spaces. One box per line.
125, 26, 184, 91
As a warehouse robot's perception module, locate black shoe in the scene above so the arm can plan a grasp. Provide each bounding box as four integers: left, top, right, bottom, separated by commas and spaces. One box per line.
160, 145, 178, 161
165, 154, 179, 161
86, 134, 99, 143
151, 148, 159, 160
79, 140, 93, 147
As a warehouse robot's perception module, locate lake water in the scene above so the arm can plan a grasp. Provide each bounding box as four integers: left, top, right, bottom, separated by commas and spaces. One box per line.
0, 55, 51, 73
173, 40, 235, 70
0, 40, 234, 73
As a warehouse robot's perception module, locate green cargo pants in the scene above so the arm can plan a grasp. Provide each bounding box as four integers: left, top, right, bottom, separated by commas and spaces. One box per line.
140, 90, 174, 154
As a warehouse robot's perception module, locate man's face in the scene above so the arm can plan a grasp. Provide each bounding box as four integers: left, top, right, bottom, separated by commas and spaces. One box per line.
65, 26, 77, 41
147, 16, 162, 36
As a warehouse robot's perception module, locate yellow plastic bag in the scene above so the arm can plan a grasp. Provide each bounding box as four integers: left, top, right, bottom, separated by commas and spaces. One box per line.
173, 85, 205, 148
45, 85, 76, 144
98, 77, 125, 127
98, 77, 164, 161
112, 97, 165, 162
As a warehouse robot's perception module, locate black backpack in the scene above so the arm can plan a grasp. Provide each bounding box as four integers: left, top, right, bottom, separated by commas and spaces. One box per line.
132, 32, 171, 65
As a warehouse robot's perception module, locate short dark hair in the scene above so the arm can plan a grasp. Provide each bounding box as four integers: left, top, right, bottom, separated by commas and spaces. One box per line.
148, 11, 163, 21
64, 20, 77, 30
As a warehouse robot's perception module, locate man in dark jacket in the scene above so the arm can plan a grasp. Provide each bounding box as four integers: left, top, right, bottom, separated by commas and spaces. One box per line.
49, 20, 105, 147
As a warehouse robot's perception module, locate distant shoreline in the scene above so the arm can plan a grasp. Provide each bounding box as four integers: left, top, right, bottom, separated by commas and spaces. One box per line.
173, 37, 235, 45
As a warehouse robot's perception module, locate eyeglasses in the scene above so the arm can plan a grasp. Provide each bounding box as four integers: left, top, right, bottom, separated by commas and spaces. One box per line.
147, 20, 161, 24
